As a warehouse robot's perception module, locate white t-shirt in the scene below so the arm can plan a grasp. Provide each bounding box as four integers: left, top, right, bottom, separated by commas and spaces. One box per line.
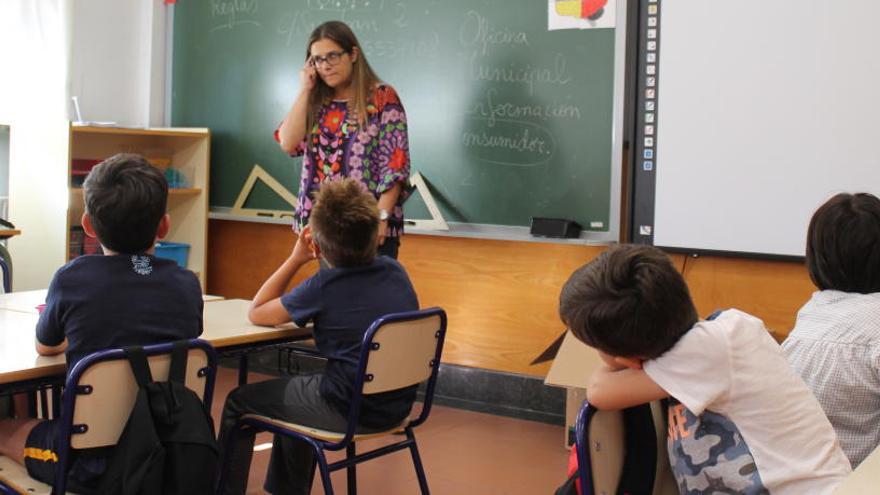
783, 290, 880, 468
644, 309, 851, 495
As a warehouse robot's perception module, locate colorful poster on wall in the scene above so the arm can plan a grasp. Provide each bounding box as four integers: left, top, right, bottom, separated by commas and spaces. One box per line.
548, 0, 616, 30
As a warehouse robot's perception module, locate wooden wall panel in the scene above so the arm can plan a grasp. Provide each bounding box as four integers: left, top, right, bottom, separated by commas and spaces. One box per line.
206, 220, 318, 299
682, 255, 815, 340
400, 235, 605, 377
208, 219, 608, 376
207, 219, 816, 375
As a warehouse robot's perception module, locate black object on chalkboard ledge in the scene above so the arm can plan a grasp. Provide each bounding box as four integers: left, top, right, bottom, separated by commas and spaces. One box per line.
530, 218, 582, 239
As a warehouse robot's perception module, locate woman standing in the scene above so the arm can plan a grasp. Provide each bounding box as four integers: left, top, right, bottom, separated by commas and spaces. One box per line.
275, 20, 410, 259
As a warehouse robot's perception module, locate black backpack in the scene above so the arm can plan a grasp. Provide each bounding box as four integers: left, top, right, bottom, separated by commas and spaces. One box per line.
96, 341, 219, 494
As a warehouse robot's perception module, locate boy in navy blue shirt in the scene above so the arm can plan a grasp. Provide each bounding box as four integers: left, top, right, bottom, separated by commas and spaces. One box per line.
0, 154, 203, 492
218, 178, 419, 495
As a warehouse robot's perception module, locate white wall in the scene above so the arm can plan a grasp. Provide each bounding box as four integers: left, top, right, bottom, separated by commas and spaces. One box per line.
69, 0, 167, 127
0, 0, 169, 289
7, 119, 71, 290
0, 126, 9, 202
0, 0, 72, 289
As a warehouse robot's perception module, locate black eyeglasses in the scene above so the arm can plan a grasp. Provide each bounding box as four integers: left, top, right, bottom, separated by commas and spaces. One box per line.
308, 50, 348, 68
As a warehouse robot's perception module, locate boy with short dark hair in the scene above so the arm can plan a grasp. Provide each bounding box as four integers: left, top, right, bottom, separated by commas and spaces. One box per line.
560, 244, 851, 494
218, 178, 419, 495
784, 192, 880, 467
0, 153, 203, 492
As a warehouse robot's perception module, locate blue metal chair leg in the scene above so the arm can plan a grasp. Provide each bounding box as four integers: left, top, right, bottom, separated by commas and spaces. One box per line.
314, 447, 335, 495
39, 387, 49, 419
406, 429, 430, 495
346, 442, 357, 495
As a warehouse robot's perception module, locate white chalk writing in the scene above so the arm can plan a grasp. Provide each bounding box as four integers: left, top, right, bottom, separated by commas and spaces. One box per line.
466, 88, 581, 127
461, 118, 556, 167
211, 0, 261, 32
459, 11, 530, 56
469, 52, 572, 96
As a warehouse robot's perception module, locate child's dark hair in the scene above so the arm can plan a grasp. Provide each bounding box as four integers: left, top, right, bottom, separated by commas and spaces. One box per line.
309, 178, 378, 267
807, 192, 880, 293
83, 153, 168, 254
559, 244, 698, 359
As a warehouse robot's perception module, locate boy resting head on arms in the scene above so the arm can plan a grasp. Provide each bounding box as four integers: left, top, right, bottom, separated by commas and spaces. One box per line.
559, 244, 850, 495
0, 153, 203, 492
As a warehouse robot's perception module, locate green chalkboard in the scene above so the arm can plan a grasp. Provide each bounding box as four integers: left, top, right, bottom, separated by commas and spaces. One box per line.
173, 0, 617, 230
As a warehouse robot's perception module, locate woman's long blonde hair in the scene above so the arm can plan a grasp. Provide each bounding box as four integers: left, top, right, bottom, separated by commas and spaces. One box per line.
305, 21, 380, 132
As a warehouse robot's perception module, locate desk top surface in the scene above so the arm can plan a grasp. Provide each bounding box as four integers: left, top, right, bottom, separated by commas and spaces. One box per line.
835, 446, 880, 494
0, 297, 310, 385
0, 310, 66, 384
0, 229, 20, 239
0, 289, 223, 314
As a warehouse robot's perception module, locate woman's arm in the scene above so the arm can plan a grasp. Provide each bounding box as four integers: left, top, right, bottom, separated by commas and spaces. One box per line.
248, 226, 317, 325
276, 64, 317, 154
376, 182, 401, 244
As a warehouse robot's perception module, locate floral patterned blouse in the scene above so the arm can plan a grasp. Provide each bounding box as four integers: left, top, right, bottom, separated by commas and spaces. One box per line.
275, 84, 411, 238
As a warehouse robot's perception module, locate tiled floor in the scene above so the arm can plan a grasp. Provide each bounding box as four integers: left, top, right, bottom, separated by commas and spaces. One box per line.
212, 367, 569, 494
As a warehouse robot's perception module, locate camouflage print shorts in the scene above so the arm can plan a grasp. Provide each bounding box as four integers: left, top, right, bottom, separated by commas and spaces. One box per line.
667, 399, 769, 494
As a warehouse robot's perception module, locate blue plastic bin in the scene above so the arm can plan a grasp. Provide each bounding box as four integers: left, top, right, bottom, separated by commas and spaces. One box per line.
154, 242, 190, 268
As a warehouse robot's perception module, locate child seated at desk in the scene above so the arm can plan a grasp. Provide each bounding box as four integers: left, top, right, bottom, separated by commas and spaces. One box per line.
0, 154, 203, 493
217, 178, 419, 495
559, 244, 851, 494
783, 193, 880, 468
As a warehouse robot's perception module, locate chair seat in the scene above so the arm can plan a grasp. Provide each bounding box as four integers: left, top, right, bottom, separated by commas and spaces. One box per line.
0, 455, 57, 495
241, 414, 410, 442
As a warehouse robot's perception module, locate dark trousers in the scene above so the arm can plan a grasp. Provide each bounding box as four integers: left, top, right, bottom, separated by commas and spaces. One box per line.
377, 236, 400, 259
217, 374, 349, 495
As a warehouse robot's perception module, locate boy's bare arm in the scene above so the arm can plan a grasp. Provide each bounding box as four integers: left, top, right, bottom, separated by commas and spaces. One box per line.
35, 338, 67, 356
249, 226, 316, 326
587, 364, 668, 410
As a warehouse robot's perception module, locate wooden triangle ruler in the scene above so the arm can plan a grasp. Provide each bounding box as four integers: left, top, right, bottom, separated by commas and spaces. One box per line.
407, 171, 448, 231
230, 164, 297, 221
230, 165, 448, 230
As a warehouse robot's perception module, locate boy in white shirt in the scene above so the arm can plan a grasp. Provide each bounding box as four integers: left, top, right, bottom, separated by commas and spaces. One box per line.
559, 244, 851, 494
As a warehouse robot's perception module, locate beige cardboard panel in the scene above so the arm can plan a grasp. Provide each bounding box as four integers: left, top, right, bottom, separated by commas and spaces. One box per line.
544, 331, 602, 389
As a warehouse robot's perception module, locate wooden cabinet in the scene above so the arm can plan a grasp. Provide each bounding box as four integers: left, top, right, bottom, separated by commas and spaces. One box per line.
68, 126, 210, 288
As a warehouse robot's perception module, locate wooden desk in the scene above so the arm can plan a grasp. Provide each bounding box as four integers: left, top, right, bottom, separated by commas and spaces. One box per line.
0, 229, 20, 239
835, 446, 880, 494
0, 289, 224, 314
202, 298, 310, 349
0, 310, 65, 386
0, 298, 310, 391
0, 290, 50, 314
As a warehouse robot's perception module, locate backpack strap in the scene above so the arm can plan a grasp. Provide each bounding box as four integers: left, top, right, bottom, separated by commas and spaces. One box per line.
616, 404, 657, 495
124, 346, 153, 388
168, 340, 189, 385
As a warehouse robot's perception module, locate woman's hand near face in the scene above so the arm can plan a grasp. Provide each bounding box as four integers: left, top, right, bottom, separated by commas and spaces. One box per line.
300, 62, 317, 94
277, 64, 314, 153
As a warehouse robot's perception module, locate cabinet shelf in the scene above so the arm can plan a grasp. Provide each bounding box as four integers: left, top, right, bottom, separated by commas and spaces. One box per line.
67, 125, 211, 289
71, 125, 209, 138
169, 188, 202, 196
70, 187, 202, 196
